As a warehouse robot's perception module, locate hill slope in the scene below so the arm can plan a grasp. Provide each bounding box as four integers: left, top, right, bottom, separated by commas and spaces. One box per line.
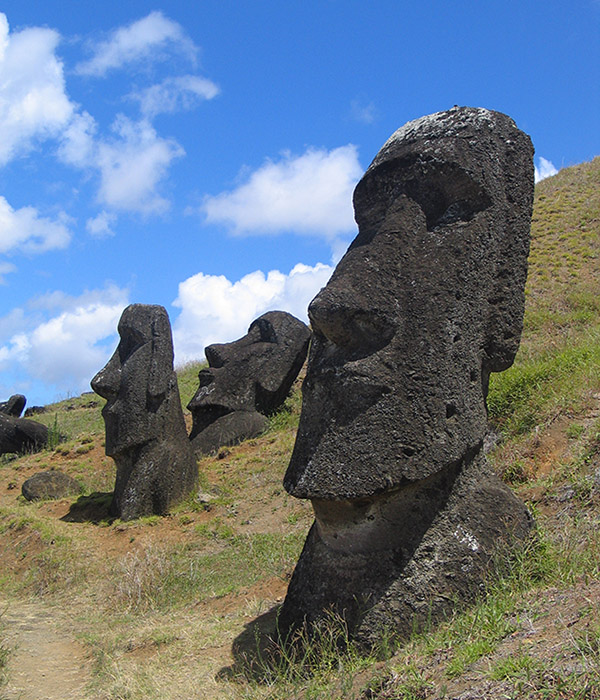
0, 157, 599, 699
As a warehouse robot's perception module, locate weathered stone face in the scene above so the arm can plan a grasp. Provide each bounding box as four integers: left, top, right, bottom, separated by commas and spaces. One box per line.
284, 107, 534, 500
188, 311, 311, 455
280, 107, 535, 646
91, 304, 197, 520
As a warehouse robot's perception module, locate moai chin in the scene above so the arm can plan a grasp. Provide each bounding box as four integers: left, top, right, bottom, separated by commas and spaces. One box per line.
92, 304, 197, 521
280, 107, 535, 647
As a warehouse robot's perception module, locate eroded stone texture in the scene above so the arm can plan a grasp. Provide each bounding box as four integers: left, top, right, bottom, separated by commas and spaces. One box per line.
188, 311, 311, 456
280, 107, 535, 646
0, 414, 48, 455
22, 470, 81, 501
0, 394, 26, 417
91, 304, 197, 521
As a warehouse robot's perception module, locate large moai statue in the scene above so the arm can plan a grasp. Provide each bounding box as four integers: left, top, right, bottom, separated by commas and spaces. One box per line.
280, 107, 535, 646
92, 304, 198, 521
188, 311, 311, 456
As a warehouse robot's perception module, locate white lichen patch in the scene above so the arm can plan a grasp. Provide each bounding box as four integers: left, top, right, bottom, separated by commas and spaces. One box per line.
453, 525, 480, 551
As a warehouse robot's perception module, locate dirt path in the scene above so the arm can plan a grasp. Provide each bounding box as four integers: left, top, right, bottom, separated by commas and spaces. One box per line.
1, 599, 92, 700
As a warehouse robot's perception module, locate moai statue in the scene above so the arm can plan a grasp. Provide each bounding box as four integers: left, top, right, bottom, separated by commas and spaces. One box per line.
0, 394, 26, 417
280, 107, 535, 647
0, 414, 47, 455
92, 304, 197, 521
188, 311, 311, 456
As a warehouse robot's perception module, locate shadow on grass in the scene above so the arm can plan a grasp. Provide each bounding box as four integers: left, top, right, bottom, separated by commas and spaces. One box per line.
217, 603, 285, 684
61, 491, 114, 524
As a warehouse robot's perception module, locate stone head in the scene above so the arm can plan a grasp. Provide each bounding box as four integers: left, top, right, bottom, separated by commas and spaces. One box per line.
284, 107, 534, 500
91, 304, 176, 456
188, 310, 311, 422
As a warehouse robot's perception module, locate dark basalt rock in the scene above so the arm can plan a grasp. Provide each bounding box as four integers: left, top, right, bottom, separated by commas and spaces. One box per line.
91, 304, 198, 521
188, 311, 311, 456
24, 406, 46, 417
0, 414, 48, 455
0, 394, 26, 417
22, 470, 81, 501
189, 410, 268, 457
280, 106, 535, 647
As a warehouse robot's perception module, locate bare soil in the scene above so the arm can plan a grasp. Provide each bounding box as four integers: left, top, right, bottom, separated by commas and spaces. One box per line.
1, 599, 92, 700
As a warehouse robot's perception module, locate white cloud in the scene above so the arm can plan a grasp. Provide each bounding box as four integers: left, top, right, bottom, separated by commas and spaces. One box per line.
75, 11, 197, 77
96, 116, 184, 214
172, 262, 333, 364
0, 12, 214, 221
130, 75, 220, 118
201, 145, 363, 240
58, 112, 185, 215
86, 211, 116, 238
58, 111, 97, 168
0, 284, 128, 399
0, 13, 75, 166
0, 196, 71, 255
535, 156, 559, 183
0, 261, 16, 284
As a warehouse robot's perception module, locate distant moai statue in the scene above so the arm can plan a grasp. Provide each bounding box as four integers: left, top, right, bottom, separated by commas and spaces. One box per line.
92, 304, 197, 521
188, 311, 311, 456
280, 107, 535, 646
0, 413, 47, 455
0, 394, 26, 417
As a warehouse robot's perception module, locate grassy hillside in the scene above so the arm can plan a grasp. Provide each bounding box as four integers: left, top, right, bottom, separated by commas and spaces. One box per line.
0, 158, 599, 699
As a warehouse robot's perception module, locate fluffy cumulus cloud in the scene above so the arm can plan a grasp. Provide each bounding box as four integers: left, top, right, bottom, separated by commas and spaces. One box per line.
0, 13, 75, 166
0, 285, 128, 401
535, 157, 559, 183
0, 196, 71, 255
96, 116, 184, 214
59, 113, 186, 215
130, 75, 220, 118
202, 146, 363, 240
172, 262, 333, 363
75, 11, 197, 77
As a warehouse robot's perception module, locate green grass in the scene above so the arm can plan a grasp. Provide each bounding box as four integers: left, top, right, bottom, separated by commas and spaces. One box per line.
174, 359, 206, 410
2, 158, 600, 699
487, 325, 600, 437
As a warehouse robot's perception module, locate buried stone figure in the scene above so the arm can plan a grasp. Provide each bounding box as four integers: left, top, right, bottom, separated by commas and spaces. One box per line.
188, 311, 311, 456
91, 304, 197, 521
280, 107, 535, 647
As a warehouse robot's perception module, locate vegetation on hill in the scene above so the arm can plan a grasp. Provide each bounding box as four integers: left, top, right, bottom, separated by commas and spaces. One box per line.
0, 157, 599, 698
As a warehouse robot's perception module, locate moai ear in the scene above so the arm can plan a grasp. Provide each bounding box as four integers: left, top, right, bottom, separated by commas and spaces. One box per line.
147, 308, 174, 400
483, 138, 535, 375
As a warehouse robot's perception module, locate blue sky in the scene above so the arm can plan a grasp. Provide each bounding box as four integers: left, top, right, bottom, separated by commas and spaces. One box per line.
0, 1, 598, 406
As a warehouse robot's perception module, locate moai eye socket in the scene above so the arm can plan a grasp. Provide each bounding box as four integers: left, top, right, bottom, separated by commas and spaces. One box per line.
355, 156, 492, 234
309, 299, 394, 355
